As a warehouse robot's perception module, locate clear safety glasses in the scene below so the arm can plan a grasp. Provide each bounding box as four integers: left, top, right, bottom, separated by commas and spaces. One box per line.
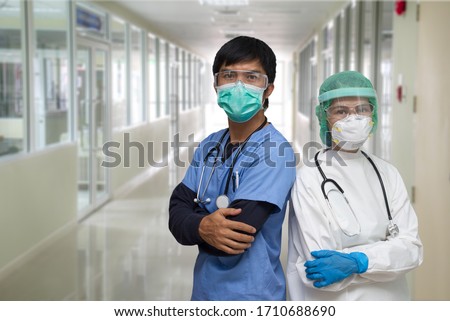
214, 70, 269, 89
326, 103, 374, 120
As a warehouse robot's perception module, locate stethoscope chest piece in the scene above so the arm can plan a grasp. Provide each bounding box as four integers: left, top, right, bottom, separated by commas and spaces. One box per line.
216, 195, 230, 208
388, 221, 399, 237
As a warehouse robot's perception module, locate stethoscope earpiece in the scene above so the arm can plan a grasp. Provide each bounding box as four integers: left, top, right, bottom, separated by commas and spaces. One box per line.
193, 197, 211, 204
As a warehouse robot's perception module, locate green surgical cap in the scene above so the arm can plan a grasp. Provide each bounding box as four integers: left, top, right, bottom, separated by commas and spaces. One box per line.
316, 71, 379, 146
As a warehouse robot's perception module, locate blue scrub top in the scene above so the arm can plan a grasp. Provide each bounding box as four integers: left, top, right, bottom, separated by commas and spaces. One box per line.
182, 124, 296, 300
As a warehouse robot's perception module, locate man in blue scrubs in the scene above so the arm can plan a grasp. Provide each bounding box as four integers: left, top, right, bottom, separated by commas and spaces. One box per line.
169, 36, 296, 300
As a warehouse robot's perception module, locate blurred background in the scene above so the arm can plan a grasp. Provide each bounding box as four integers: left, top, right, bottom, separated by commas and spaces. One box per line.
0, 0, 448, 300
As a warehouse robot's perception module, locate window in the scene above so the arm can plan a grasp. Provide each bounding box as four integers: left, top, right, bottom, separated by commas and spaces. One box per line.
158, 39, 167, 117
377, 1, 394, 160
336, 9, 347, 72
361, 1, 375, 78
187, 53, 192, 110
348, 1, 359, 70
322, 22, 334, 79
0, 0, 25, 157
194, 57, 204, 109
192, 56, 198, 108
168, 43, 177, 116
111, 17, 127, 129
147, 34, 157, 120
179, 49, 186, 112
33, 0, 70, 149
298, 39, 317, 120
130, 25, 143, 124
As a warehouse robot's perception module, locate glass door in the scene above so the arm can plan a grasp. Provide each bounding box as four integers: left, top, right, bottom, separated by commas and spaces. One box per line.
76, 40, 109, 219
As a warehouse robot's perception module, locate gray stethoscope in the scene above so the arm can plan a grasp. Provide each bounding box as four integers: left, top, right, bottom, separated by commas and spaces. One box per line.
194, 118, 267, 209
314, 150, 399, 237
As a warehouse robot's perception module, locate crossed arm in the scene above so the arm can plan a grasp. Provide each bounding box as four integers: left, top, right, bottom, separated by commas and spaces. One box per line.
168, 182, 275, 255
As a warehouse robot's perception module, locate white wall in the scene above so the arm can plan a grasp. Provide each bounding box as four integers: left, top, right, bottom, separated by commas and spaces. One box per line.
391, 2, 418, 199
390, 1, 419, 298
0, 145, 77, 274
413, 1, 450, 300
111, 120, 171, 193
110, 108, 205, 196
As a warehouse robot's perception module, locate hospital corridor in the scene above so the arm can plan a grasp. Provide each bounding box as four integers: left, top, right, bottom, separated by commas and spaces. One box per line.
0, 0, 449, 303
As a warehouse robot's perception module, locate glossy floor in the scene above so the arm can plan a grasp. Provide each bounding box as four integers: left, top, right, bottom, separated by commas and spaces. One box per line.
0, 167, 198, 300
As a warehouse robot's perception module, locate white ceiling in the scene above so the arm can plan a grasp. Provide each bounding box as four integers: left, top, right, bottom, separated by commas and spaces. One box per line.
113, 0, 347, 62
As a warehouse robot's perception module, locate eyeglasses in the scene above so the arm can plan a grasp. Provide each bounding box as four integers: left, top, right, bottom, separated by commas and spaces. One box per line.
214, 70, 269, 89
326, 103, 374, 120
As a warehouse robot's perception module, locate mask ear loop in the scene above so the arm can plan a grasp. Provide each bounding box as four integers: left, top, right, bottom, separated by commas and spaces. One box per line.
263, 97, 269, 111
262, 81, 272, 111
319, 102, 333, 147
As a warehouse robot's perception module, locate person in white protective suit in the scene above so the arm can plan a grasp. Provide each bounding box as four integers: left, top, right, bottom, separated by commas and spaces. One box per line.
286, 71, 423, 300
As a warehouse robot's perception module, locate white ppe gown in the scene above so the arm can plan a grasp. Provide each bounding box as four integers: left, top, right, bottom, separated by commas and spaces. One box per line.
287, 149, 423, 300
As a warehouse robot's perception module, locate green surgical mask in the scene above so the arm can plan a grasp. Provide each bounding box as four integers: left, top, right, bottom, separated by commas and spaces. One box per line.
217, 81, 264, 123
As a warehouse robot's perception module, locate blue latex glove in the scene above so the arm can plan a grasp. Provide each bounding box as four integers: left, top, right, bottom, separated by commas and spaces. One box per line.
304, 250, 368, 288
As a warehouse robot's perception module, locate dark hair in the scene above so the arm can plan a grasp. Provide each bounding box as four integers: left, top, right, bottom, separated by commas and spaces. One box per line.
212, 36, 276, 84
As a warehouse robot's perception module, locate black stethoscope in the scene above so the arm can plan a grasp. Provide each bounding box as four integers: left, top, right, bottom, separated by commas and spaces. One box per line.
194, 118, 268, 208
314, 149, 399, 237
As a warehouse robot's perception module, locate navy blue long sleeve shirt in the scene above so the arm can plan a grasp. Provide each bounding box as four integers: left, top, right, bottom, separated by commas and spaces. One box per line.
168, 182, 275, 256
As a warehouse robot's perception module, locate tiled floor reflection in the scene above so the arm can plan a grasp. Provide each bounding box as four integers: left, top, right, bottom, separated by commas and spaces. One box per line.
0, 167, 197, 300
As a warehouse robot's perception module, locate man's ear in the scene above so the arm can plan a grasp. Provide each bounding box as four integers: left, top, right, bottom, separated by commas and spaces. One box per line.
213, 82, 217, 93
263, 83, 274, 100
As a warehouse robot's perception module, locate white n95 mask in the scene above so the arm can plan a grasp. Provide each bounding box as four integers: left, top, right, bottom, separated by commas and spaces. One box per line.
331, 115, 373, 150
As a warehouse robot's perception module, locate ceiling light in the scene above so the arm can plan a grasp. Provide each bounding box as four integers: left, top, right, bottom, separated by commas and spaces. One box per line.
199, 0, 249, 6
214, 9, 241, 15
221, 29, 254, 36
211, 16, 252, 24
